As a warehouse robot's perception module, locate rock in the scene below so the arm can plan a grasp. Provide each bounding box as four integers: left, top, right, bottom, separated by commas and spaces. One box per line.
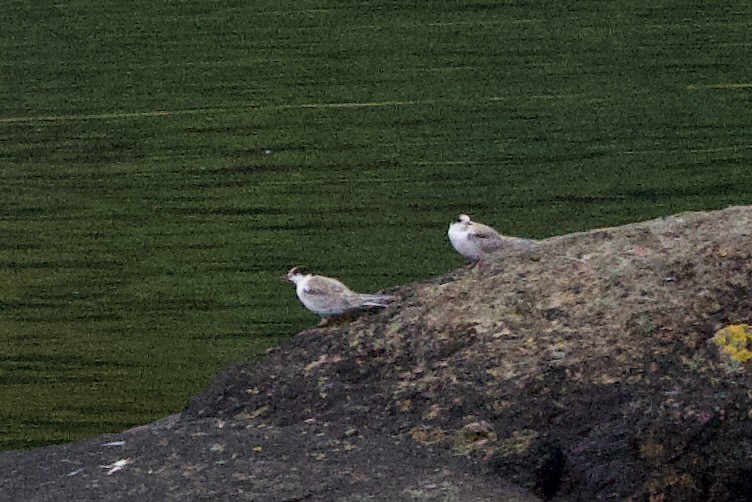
3, 205, 752, 501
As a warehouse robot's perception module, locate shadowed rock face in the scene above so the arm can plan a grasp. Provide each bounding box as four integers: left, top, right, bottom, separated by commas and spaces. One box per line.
2, 206, 751, 501
189, 205, 752, 501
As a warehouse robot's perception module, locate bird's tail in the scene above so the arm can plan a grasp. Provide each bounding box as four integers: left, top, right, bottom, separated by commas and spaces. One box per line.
359, 293, 394, 308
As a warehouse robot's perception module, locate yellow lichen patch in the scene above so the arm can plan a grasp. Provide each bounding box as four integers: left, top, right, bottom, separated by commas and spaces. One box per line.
713, 324, 752, 363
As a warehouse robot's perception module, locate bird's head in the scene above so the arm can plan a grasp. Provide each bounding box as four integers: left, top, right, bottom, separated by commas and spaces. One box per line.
455, 214, 473, 227
283, 266, 309, 283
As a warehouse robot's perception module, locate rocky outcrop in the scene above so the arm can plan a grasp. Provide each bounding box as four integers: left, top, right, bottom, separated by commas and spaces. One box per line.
3, 206, 751, 500
190, 205, 752, 500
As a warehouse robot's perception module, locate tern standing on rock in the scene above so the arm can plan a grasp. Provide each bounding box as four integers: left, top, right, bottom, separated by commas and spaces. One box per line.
284, 267, 394, 326
447, 214, 537, 264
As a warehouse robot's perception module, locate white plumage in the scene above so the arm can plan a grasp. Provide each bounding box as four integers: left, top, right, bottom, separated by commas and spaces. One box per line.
284, 267, 393, 325
447, 214, 536, 262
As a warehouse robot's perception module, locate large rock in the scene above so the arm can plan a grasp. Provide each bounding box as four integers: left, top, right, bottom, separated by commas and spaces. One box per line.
189, 205, 752, 500
3, 206, 751, 500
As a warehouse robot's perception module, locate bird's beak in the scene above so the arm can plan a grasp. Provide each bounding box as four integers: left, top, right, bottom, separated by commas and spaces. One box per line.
280, 275, 289, 282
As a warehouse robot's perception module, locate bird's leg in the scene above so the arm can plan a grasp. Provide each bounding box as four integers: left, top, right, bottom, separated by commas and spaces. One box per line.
474, 258, 491, 274
317, 317, 331, 327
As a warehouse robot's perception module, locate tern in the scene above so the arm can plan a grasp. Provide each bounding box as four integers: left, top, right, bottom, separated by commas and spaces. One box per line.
284, 267, 394, 326
447, 214, 537, 263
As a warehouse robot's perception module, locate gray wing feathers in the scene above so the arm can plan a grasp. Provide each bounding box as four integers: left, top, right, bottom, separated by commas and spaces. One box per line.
303, 276, 362, 311
304, 276, 391, 312
304, 276, 349, 295
501, 236, 538, 251
470, 224, 537, 253
358, 293, 394, 308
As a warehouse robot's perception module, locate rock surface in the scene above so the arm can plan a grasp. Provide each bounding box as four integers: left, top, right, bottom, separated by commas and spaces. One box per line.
2, 206, 752, 501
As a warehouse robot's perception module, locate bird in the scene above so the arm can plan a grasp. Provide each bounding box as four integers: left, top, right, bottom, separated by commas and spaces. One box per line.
283, 267, 394, 326
447, 214, 537, 263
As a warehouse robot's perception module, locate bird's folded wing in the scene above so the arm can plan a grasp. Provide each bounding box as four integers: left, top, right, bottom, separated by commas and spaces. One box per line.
303, 286, 333, 296
303, 277, 348, 296
469, 229, 501, 241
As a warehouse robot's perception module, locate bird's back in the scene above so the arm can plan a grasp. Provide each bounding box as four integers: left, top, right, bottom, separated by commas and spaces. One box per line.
297, 275, 362, 315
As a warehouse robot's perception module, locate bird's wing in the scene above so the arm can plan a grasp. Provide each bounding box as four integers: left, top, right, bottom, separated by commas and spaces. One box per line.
471, 225, 538, 253
468, 224, 503, 243
309, 276, 362, 304
507, 236, 538, 250
301, 276, 363, 313
303, 276, 350, 297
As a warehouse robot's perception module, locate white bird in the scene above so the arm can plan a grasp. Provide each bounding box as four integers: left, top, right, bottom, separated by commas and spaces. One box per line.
447, 214, 537, 263
284, 267, 394, 326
